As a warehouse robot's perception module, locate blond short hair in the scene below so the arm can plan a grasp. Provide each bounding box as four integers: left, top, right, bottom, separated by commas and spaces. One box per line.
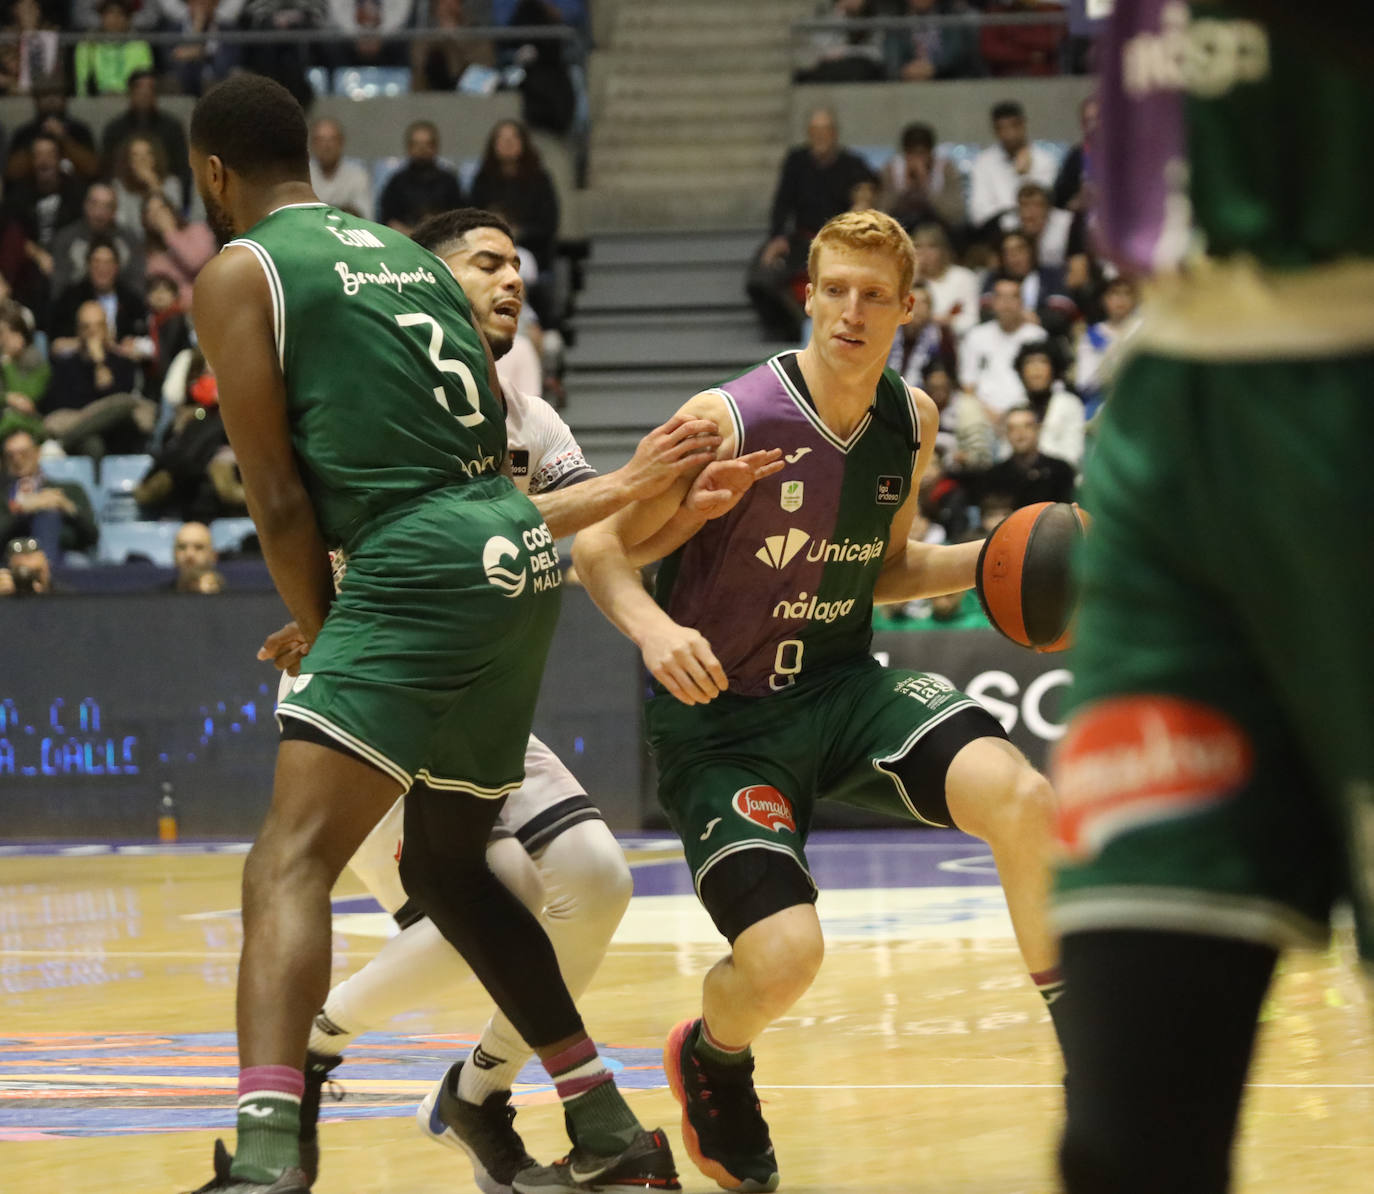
808, 209, 918, 296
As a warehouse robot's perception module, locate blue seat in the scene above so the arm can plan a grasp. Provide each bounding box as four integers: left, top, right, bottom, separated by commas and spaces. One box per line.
307, 65, 331, 98
211, 518, 258, 555
97, 521, 178, 566
332, 66, 411, 100
40, 455, 97, 499
97, 454, 153, 522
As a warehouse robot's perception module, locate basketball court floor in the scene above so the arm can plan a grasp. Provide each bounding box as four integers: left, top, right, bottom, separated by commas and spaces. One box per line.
3, 829, 1371, 1193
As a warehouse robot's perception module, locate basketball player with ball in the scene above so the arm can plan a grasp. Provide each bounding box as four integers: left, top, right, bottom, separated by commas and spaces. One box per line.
574, 209, 1081, 1193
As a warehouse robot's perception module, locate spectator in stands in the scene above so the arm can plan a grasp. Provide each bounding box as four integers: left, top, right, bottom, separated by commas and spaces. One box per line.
4, 77, 98, 180
981, 228, 1077, 339
878, 122, 966, 235
887, 280, 955, 387
172, 518, 217, 578
882, 0, 981, 81
978, 0, 1066, 78
0, 300, 49, 443
2, 130, 84, 270
978, 405, 1075, 508
748, 107, 874, 340
141, 271, 193, 389
51, 181, 144, 294
924, 357, 993, 473
1, 427, 98, 559
959, 274, 1046, 417
1001, 181, 1077, 268
51, 237, 147, 342
308, 117, 373, 220
1052, 94, 1096, 213
469, 119, 559, 271
917, 445, 973, 542
113, 134, 185, 242
135, 348, 237, 521
326, 0, 413, 68
44, 298, 153, 458
176, 564, 226, 593
74, 0, 154, 96
0, 0, 61, 98
165, 0, 242, 96
1074, 274, 1139, 415
795, 0, 886, 84
1013, 340, 1083, 465
911, 222, 980, 338
410, 0, 493, 92
0, 535, 59, 596
378, 120, 465, 236
967, 99, 1057, 231
101, 70, 192, 204
508, 0, 577, 135
140, 193, 214, 308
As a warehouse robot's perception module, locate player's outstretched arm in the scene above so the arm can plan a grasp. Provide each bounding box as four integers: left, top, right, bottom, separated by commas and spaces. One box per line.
193, 248, 335, 641
873, 387, 981, 605
531, 412, 721, 539
573, 393, 733, 705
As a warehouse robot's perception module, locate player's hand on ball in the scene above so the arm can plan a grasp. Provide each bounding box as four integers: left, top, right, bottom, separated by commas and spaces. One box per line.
685, 449, 784, 520
625, 413, 723, 500
641, 623, 728, 705
257, 619, 312, 675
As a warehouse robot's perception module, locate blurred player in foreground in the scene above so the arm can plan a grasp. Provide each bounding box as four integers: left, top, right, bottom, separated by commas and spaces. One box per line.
1053, 3, 1374, 1191
574, 209, 1067, 1192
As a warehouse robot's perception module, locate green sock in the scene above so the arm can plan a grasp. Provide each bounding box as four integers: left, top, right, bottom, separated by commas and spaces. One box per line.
562, 1080, 642, 1155
230, 1093, 301, 1183
694, 1019, 752, 1069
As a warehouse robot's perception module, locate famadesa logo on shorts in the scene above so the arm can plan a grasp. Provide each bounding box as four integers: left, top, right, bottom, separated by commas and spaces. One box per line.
732, 785, 796, 834
1052, 695, 1254, 860
482, 525, 562, 599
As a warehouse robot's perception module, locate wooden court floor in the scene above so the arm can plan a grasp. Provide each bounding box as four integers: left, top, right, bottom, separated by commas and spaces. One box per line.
2, 843, 1372, 1194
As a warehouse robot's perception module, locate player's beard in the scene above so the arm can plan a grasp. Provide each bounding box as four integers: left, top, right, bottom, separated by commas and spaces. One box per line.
484, 328, 514, 360
201, 188, 236, 247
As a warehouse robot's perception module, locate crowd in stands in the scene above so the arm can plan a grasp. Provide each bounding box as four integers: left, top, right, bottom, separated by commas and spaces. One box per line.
0, 39, 567, 595
749, 96, 1134, 632
796, 0, 1085, 84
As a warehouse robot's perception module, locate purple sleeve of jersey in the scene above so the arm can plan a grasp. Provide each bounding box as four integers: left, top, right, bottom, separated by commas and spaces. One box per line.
1096, 0, 1188, 273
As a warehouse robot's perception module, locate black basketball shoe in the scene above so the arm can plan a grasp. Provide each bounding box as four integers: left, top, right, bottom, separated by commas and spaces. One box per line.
511, 1127, 681, 1192
663, 1019, 779, 1192
417, 1061, 538, 1194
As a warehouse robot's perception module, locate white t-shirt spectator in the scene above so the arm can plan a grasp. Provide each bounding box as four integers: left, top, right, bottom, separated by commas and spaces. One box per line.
969, 143, 1058, 228
1036, 381, 1086, 466
924, 263, 982, 339
310, 158, 375, 221
959, 319, 1047, 415
1001, 205, 1075, 268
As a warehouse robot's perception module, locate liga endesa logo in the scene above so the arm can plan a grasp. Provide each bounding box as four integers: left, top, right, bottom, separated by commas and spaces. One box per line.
1052, 696, 1254, 860
732, 785, 797, 834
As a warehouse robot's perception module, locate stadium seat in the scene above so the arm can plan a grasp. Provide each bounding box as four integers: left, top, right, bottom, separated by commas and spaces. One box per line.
98, 454, 153, 522
39, 455, 97, 499
332, 67, 412, 100
211, 518, 258, 556
307, 65, 331, 97
97, 521, 178, 566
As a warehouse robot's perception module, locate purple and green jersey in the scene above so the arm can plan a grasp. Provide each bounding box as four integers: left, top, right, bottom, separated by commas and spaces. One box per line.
654, 351, 919, 698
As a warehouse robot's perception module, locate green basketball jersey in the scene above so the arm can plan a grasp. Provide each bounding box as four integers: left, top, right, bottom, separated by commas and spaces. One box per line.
228, 203, 507, 550
655, 351, 918, 698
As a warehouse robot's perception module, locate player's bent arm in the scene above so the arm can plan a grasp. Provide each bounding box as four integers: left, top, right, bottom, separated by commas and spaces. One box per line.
193, 249, 335, 641
873, 388, 980, 605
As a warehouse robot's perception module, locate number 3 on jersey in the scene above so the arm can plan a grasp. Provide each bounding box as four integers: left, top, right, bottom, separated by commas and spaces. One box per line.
395, 312, 483, 427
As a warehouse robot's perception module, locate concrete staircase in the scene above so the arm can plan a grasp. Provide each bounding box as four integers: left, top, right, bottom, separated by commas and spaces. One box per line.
562, 229, 790, 472
578, 0, 811, 232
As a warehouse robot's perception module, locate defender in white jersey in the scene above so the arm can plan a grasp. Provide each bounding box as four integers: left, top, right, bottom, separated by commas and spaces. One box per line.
258, 209, 783, 1194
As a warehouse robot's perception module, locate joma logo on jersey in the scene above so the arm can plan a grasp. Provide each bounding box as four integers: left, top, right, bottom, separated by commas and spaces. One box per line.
772, 592, 855, 623
732, 785, 796, 834
875, 476, 904, 506
756, 529, 810, 569
327, 225, 385, 249
335, 261, 438, 296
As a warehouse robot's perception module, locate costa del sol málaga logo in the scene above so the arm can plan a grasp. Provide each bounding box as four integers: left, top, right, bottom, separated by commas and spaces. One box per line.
482, 536, 526, 598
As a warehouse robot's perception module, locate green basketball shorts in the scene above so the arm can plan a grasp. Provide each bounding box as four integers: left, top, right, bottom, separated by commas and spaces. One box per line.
1053, 351, 1374, 963
647, 656, 1007, 903
277, 475, 563, 797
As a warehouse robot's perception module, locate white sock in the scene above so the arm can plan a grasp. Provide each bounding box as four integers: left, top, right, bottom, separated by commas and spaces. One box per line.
456, 1018, 530, 1103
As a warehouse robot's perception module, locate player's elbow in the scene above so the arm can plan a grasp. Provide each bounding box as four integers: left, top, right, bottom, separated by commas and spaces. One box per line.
571, 524, 616, 575
251, 481, 315, 541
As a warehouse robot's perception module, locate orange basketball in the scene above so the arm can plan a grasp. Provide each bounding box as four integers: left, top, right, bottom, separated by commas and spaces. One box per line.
975, 501, 1091, 653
